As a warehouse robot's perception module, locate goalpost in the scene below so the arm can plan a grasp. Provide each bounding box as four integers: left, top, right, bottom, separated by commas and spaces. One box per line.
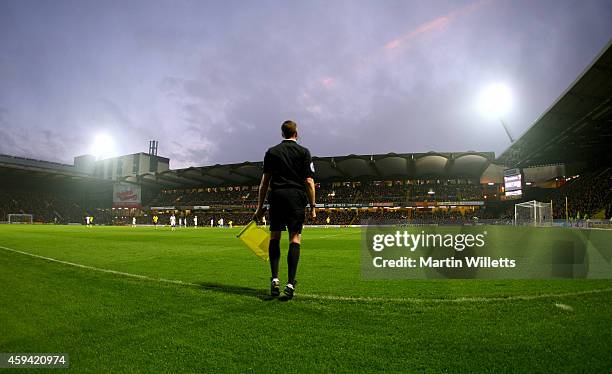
514, 201, 552, 227
7, 214, 34, 224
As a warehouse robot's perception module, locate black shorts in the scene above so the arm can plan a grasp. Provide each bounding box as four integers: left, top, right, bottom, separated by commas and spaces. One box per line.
268, 188, 307, 233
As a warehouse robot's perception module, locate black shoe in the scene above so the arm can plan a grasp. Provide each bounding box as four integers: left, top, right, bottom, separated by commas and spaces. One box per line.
283, 281, 297, 299
270, 278, 280, 297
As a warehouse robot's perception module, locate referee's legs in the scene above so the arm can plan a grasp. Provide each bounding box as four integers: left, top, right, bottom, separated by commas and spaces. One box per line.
268, 232, 300, 284
287, 232, 301, 285
269, 231, 281, 279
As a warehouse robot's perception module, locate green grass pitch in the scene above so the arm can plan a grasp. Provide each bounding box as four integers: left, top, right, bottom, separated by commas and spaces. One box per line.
0, 225, 610, 372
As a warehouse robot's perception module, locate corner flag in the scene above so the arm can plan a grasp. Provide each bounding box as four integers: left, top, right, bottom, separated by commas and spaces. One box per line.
236, 221, 270, 261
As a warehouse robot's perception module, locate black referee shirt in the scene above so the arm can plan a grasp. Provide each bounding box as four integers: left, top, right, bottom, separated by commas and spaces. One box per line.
263, 140, 314, 191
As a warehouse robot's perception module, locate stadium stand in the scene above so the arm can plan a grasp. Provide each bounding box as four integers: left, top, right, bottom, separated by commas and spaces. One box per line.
0, 155, 115, 223
149, 179, 486, 206
0, 189, 114, 224
547, 167, 612, 219
495, 41, 612, 168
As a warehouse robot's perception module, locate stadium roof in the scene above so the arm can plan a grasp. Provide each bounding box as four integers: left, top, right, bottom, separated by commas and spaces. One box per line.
120, 151, 495, 188
0, 154, 113, 188
496, 40, 612, 168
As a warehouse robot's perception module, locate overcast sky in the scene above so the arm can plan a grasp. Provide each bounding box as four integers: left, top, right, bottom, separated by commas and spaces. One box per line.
0, 0, 611, 169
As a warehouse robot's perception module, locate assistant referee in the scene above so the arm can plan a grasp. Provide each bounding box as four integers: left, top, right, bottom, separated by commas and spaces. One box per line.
254, 120, 316, 299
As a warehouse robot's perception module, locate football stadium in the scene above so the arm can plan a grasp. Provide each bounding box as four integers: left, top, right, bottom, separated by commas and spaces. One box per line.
1, 2, 612, 372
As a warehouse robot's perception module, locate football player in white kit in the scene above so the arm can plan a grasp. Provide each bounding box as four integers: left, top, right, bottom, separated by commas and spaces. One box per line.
170, 214, 177, 231
194, 215, 198, 228
132, 217, 136, 227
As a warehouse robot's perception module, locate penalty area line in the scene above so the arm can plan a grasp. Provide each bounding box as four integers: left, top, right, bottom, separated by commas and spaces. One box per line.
1, 244, 611, 304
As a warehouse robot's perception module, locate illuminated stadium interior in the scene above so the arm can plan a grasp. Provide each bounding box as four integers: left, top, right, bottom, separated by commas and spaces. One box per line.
1, 42, 611, 226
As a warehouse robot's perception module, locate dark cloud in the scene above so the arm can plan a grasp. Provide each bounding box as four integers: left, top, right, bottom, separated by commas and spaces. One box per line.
1, 0, 611, 169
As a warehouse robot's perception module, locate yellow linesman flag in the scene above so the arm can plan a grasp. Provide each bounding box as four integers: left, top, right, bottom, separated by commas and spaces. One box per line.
236, 221, 270, 261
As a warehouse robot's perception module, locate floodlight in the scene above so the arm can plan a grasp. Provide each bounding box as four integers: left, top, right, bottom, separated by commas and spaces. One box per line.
477, 83, 512, 118
90, 133, 117, 159
477, 83, 515, 142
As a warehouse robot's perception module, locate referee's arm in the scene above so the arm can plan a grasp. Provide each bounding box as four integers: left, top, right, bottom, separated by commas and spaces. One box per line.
305, 177, 316, 220
253, 173, 271, 221
303, 149, 316, 220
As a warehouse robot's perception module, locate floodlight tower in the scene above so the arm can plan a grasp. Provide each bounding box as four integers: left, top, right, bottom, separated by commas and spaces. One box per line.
499, 119, 514, 143
478, 83, 514, 143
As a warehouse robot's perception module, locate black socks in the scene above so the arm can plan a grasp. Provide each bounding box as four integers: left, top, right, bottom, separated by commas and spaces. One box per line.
287, 242, 300, 284
269, 239, 280, 279
269, 239, 300, 285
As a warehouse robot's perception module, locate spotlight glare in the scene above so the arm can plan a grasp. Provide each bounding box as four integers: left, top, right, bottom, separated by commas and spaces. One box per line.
477, 83, 512, 119
90, 133, 117, 160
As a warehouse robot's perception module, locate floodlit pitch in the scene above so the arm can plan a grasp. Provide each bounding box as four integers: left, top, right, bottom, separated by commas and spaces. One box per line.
1, 224, 610, 372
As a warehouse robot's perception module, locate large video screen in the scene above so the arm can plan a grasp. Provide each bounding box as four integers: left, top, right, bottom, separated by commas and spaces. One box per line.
504, 168, 523, 198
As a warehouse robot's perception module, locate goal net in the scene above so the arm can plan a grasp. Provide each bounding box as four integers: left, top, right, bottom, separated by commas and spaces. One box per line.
514, 201, 552, 226
8, 214, 34, 224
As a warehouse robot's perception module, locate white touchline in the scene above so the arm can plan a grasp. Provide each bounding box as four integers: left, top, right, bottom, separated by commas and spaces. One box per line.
1, 244, 611, 304
0, 245, 197, 287
554, 303, 574, 311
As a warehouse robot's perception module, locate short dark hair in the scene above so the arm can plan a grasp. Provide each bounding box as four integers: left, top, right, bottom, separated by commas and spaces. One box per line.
281, 120, 298, 138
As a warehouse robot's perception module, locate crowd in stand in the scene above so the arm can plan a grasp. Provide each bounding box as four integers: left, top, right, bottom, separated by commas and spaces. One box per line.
150, 187, 255, 207
549, 168, 612, 220
2, 170, 609, 226
0, 190, 97, 223
318, 184, 360, 204
409, 182, 484, 201
326, 181, 485, 203
151, 180, 486, 207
